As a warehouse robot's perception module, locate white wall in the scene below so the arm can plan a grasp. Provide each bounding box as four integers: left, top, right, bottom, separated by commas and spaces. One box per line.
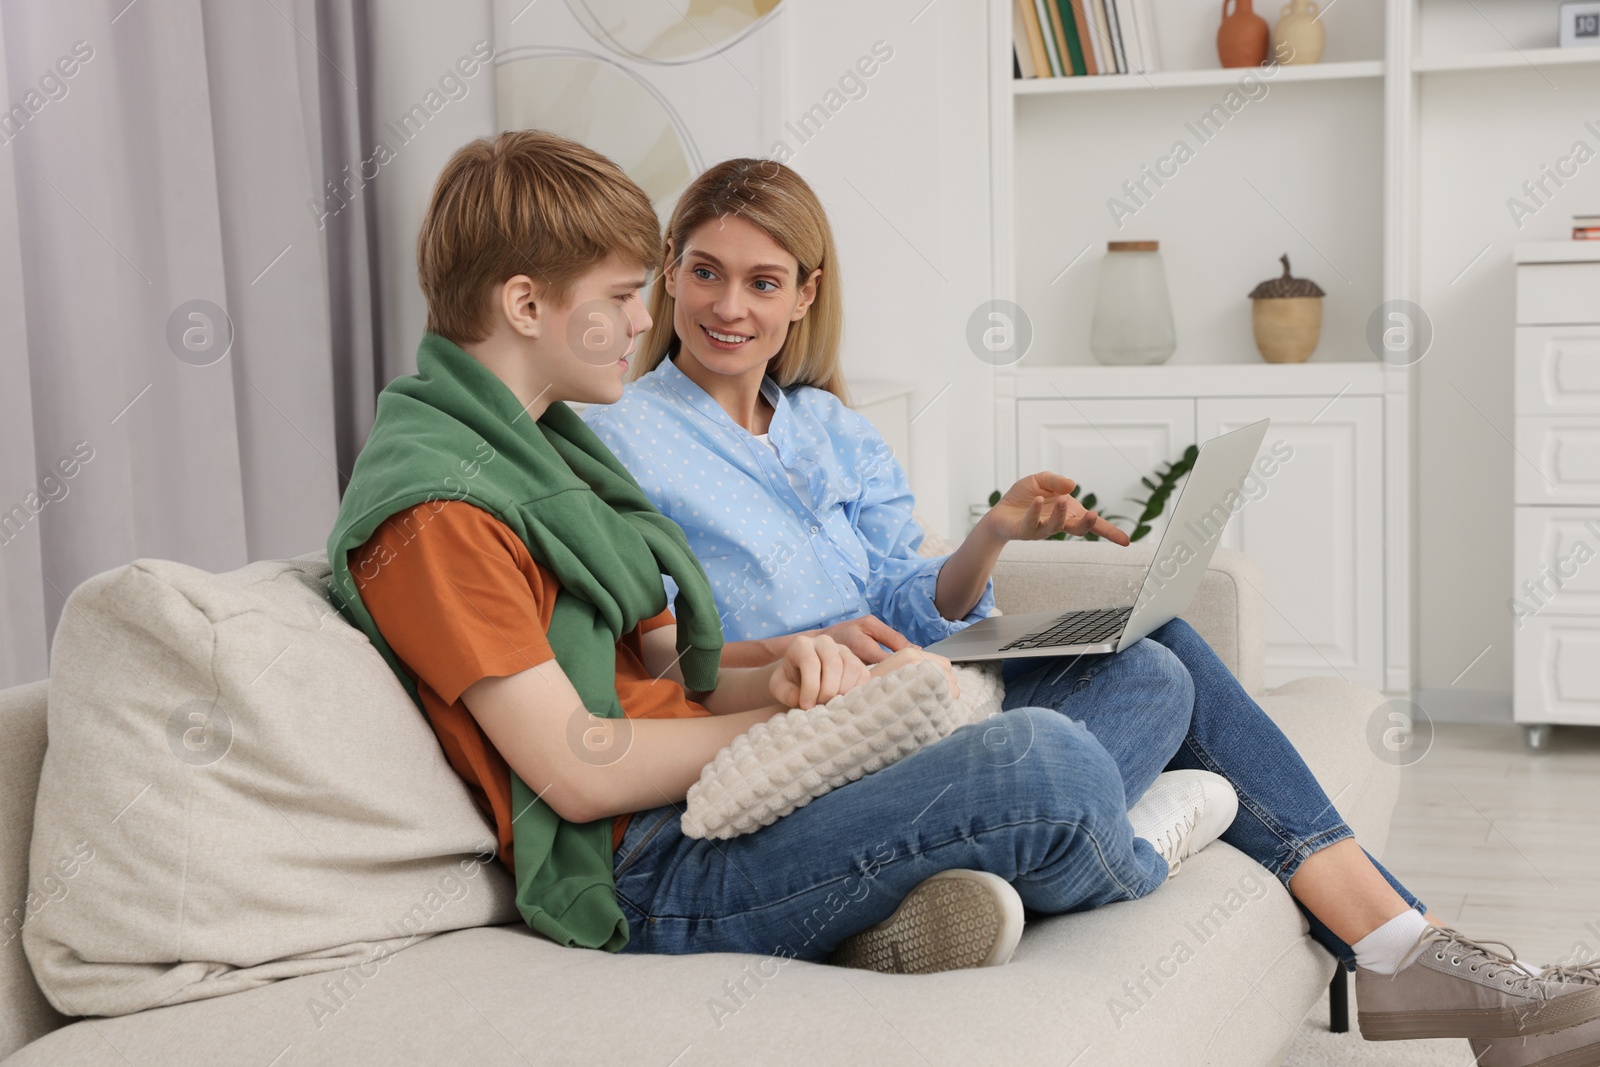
368, 0, 496, 380
1415, 63, 1600, 717
781, 2, 988, 537
369, 1, 995, 538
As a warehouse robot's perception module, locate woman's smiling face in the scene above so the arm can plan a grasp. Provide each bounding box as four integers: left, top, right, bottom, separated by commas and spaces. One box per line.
665, 213, 819, 381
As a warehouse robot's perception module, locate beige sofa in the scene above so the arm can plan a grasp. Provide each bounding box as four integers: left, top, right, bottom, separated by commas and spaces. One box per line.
0, 540, 1397, 1066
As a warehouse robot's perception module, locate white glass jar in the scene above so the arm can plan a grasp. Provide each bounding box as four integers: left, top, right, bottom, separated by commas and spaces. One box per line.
1089, 241, 1176, 366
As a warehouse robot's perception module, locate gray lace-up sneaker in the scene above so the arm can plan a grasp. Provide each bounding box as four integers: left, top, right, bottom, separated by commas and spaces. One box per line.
828, 869, 1024, 975
1356, 928, 1600, 1041
1470, 963, 1600, 1067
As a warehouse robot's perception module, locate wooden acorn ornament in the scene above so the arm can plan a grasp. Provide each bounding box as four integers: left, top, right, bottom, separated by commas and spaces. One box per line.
1250, 254, 1325, 363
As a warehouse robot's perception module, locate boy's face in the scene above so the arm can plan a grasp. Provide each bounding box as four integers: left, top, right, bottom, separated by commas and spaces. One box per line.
531, 253, 652, 407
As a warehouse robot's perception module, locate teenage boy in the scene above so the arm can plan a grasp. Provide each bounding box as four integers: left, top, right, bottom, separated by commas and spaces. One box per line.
325, 130, 889, 952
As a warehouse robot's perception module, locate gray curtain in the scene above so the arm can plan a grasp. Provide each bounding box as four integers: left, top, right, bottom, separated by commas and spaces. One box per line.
0, 0, 384, 689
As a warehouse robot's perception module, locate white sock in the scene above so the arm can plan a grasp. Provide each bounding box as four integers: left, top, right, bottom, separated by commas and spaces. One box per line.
1352, 909, 1432, 974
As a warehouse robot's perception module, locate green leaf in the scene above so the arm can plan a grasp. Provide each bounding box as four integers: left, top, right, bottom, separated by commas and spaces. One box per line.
1081, 492, 1097, 510
1084, 531, 1098, 541
1140, 477, 1157, 490
1069, 485, 1082, 499
1131, 524, 1152, 541
988, 490, 1001, 506
1048, 530, 1067, 541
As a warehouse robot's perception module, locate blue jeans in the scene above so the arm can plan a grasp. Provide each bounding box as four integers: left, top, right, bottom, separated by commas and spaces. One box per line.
613, 617, 1420, 969
1002, 617, 1425, 967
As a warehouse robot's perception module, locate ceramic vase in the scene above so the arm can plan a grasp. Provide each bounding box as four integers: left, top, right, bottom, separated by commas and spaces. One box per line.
1272, 0, 1325, 65
1217, 0, 1269, 68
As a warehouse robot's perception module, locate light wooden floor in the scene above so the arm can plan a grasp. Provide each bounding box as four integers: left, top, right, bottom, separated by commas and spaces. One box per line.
1382, 721, 1600, 966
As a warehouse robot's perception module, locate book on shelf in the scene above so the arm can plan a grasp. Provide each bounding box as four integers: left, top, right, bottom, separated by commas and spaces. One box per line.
1105, 0, 1130, 73
1015, 0, 1049, 77
1013, 0, 1036, 77
1053, 0, 1088, 75
1081, 0, 1107, 72
1117, 0, 1159, 73
1013, 0, 1162, 77
1068, 0, 1098, 74
1035, 0, 1067, 75
1096, 0, 1123, 73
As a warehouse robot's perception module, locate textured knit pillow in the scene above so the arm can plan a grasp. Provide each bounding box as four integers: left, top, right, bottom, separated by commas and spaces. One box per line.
680, 660, 1005, 840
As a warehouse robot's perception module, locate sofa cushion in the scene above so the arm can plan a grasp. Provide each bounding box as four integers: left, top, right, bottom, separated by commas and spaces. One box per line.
2, 849, 1328, 1067
0, 680, 67, 1062
6, 672, 1394, 1067
22, 555, 518, 1018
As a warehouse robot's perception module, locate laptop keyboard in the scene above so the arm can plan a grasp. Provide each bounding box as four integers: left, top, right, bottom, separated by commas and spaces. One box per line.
996, 606, 1133, 652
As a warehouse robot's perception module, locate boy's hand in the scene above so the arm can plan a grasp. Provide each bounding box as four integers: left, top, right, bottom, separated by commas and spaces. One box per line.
770, 635, 873, 710
983, 472, 1131, 546
869, 647, 961, 702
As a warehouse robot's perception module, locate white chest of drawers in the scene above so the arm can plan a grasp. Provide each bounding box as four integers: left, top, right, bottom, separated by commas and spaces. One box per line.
1512, 242, 1600, 748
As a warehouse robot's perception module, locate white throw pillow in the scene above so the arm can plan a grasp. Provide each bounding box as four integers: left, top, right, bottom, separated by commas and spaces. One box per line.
24, 555, 518, 1018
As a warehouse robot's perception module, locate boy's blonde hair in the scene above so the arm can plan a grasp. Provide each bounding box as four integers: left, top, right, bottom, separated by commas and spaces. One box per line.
417, 129, 659, 344
633, 158, 847, 403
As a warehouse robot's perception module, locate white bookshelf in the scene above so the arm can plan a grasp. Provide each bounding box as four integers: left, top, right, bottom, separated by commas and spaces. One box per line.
982, 0, 1600, 699
1009, 58, 1386, 94
1413, 46, 1600, 72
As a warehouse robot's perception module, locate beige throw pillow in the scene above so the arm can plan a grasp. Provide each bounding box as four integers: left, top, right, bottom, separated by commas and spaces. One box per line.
23, 555, 518, 1018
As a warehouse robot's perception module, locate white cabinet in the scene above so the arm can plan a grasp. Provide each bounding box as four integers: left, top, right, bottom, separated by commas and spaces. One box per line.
1513, 244, 1600, 743
1197, 397, 1385, 689
1514, 327, 1600, 416
1515, 419, 1600, 505
1514, 619, 1600, 730
997, 363, 1401, 693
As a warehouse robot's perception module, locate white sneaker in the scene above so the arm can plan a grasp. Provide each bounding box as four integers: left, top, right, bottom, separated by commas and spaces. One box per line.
828, 870, 1025, 975
1127, 770, 1238, 876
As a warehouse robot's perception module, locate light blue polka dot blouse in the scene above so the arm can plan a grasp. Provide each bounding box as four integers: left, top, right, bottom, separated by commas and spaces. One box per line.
583, 356, 994, 646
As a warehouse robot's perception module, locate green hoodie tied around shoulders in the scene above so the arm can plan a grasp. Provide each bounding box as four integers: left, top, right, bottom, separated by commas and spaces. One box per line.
326, 333, 724, 952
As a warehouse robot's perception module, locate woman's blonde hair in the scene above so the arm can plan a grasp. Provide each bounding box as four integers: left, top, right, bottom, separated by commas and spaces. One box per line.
633, 159, 848, 402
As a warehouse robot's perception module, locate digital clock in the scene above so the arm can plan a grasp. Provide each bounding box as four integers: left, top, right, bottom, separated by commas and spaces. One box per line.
1561, 2, 1600, 46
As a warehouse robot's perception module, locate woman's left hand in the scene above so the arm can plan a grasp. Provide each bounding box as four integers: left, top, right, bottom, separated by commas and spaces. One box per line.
984, 472, 1131, 546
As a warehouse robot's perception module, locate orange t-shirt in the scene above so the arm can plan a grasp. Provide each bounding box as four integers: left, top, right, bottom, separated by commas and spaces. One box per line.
349, 501, 711, 872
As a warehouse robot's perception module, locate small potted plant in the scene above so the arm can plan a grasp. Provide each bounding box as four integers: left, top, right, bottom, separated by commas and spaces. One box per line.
1249, 254, 1325, 363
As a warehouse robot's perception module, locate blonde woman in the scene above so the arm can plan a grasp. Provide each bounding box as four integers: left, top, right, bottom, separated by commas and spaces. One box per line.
582, 157, 1600, 1055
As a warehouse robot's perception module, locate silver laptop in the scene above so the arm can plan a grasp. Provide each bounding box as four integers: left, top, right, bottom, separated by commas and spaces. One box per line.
925, 419, 1270, 661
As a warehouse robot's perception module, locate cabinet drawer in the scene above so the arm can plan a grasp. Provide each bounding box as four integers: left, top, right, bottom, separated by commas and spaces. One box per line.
1512, 507, 1600, 616
1515, 327, 1600, 415
1517, 263, 1600, 325
1514, 616, 1600, 726
1514, 418, 1600, 504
